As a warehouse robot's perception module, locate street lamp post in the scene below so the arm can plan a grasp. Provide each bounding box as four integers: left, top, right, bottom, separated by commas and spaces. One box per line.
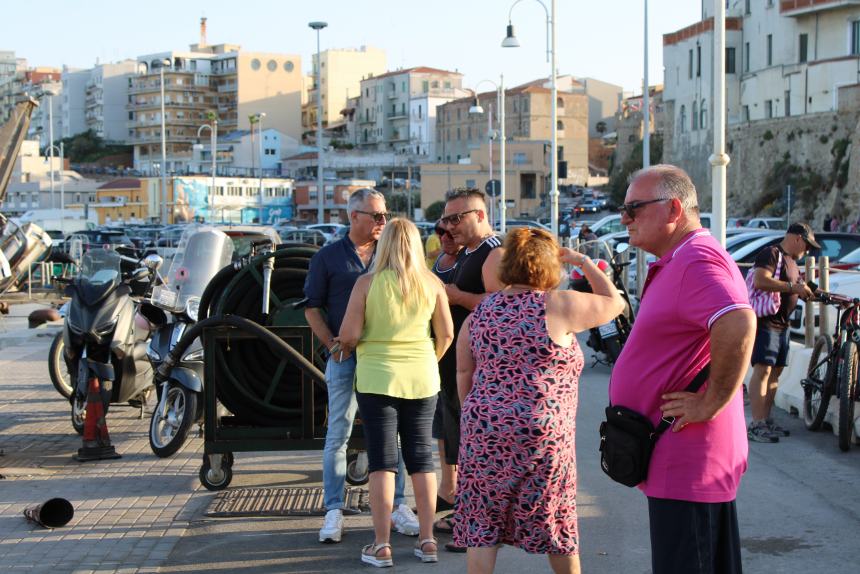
309, 21, 328, 223
503, 0, 557, 237
251, 112, 267, 223
158, 58, 172, 224
46, 142, 65, 229
469, 76, 507, 233
196, 111, 218, 222
42, 90, 57, 210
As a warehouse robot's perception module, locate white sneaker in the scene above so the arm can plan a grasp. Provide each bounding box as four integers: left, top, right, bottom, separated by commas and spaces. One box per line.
391, 504, 420, 536
319, 509, 344, 543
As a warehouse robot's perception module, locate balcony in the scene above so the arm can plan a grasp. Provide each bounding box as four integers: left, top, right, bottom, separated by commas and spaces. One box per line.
358, 115, 377, 124
387, 112, 408, 120
780, 0, 860, 17
128, 133, 199, 144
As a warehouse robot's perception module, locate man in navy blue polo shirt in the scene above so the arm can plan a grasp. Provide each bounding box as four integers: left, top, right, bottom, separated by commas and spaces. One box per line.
304, 188, 418, 543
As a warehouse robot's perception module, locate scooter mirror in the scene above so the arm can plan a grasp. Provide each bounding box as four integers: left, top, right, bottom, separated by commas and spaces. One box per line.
143, 254, 164, 271
615, 242, 630, 255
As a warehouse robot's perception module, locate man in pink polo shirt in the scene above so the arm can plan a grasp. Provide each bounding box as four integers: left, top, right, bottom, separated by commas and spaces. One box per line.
611, 165, 756, 574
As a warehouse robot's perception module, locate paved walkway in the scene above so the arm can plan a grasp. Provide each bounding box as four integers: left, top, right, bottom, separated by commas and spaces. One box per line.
1, 325, 858, 573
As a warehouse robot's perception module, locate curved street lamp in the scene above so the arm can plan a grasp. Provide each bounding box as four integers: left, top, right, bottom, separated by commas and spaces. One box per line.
503, 0, 558, 237
468, 76, 506, 234
250, 112, 267, 222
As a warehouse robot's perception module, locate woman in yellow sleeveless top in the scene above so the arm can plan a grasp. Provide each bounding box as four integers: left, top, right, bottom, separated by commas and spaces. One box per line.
339, 218, 454, 568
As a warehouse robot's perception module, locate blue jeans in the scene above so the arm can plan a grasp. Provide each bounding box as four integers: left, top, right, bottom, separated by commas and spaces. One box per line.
323, 355, 407, 511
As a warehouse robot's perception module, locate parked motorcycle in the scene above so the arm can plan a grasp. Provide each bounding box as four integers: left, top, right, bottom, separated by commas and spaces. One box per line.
57, 236, 159, 434
569, 241, 635, 365
145, 226, 234, 457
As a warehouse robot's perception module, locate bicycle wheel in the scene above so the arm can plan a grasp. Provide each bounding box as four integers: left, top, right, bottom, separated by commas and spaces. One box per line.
803, 335, 834, 431
838, 340, 858, 451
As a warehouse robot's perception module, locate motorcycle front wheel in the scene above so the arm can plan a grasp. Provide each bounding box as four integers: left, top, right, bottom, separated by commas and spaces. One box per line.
149, 383, 198, 458
71, 394, 86, 435
48, 332, 74, 399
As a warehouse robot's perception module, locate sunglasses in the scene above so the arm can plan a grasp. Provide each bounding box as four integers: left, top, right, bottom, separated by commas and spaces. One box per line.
618, 198, 669, 221
440, 209, 479, 227
354, 210, 390, 224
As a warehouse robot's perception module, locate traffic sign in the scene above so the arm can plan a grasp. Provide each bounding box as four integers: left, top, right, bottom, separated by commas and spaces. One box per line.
485, 179, 501, 197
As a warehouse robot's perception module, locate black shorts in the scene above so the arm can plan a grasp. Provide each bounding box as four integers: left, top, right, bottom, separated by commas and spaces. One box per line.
355, 391, 436, 475
431, 392, 444, 440
648, 497, 742, 574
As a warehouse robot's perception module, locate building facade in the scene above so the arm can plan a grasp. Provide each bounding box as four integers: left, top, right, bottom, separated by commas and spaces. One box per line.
61, 67, 89, 139
129, 42, 302, 176
355, 67, 469, 159
190, 127, 301, 177
435, 77, 589, 185
85, 60, 138, 141
303, 46, 387, 137
662, 0, 860, 193
420, 140, 552, 220
293, 179, 376, 223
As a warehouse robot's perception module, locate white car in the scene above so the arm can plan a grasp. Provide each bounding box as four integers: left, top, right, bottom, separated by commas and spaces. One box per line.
747, 217, 787, 230
307, 223, 346, 242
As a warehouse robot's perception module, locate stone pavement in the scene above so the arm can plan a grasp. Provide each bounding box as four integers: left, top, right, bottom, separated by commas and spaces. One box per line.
1, 323, 859, 573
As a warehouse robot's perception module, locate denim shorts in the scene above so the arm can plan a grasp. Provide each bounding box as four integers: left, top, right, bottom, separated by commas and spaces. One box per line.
751, 325, 790, 367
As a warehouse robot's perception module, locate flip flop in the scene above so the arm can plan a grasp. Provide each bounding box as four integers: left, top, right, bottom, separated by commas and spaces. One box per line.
433, 513, 455, 534
436, 496, 455, 512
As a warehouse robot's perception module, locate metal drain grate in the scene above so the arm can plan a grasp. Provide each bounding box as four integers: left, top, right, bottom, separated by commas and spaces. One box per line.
205, 486, 369, 517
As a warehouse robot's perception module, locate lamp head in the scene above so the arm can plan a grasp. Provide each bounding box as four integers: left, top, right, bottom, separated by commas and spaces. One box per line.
309, 21, 328, 30
501, 23, 520, 48
468, 97, 484, 115
161, 58, 172, 68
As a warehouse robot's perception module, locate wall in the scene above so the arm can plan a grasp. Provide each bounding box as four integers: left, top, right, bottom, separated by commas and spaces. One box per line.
665, 102, 860, 226
236, 52, 303, 143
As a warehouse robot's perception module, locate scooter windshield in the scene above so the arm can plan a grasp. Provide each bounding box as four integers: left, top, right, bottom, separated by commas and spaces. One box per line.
150, 226, 233, 319
78, 248, 122, 305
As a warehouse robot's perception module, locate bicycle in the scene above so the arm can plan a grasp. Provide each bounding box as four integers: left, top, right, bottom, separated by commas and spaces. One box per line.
800, 289, 859, 442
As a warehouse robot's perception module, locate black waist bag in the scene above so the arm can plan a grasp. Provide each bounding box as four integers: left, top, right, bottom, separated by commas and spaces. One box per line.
599, 364, 711, 488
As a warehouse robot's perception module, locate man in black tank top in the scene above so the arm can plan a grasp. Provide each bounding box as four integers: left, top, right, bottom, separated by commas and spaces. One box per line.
435, 188, 504, 549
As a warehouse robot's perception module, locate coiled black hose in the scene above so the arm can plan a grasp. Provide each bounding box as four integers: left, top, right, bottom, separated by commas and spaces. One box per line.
162, 244, 326, 426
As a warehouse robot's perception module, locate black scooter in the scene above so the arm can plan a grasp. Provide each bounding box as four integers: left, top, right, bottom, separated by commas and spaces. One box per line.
57, 240, 158, 434
569, 242, 635, 365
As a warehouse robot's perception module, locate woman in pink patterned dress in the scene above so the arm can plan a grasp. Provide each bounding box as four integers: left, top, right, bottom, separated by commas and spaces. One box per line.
453, 228, 624, 574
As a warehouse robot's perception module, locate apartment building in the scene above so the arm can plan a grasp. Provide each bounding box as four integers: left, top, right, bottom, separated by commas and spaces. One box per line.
129, 43, 302, 176
27, 80, 62, 148
0, 51, 27, 124
189, 127, 301, 176
303, 46, 387, 135
84, 60, 138, 141
664, 0, 860, 147
435, 77, 589, 185
293, 179, 376, 223
61, 68, 89, 139
420, 140, 552, 218
355, 67, 470, 159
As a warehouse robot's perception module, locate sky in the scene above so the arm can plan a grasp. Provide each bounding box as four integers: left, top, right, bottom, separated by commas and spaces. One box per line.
3, 0, 704, 94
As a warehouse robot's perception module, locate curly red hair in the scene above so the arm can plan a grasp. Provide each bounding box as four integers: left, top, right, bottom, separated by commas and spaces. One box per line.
499, 228, 562, 290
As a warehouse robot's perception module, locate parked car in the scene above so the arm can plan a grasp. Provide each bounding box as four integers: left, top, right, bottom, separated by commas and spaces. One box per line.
307, 223, 346, 240
497, 219, 551, 232
747, 217, 787, 230
217, 225, 282, 258
280, 228, 328, 247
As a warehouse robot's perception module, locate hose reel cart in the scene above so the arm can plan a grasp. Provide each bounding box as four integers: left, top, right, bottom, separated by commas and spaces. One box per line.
160, 243, 359, 490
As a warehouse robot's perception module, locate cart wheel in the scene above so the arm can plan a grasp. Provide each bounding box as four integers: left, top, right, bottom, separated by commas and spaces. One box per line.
200, 456, 233, 491
346, 451, 369, 486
